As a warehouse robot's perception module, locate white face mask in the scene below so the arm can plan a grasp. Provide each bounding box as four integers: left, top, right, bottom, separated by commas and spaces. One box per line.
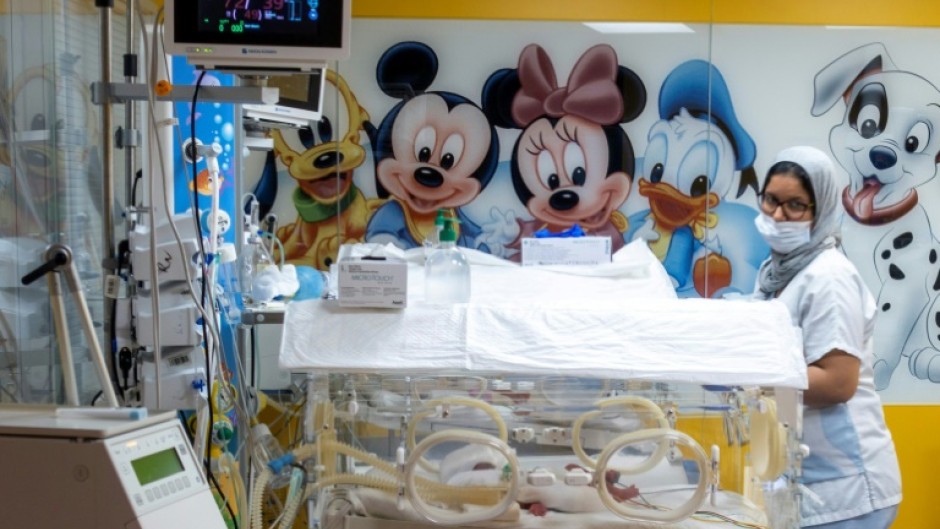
754, 213, 812, 253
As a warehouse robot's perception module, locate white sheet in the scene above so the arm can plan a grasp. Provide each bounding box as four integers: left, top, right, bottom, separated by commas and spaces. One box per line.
280, 241, 807, 389
343, 487, 767, 529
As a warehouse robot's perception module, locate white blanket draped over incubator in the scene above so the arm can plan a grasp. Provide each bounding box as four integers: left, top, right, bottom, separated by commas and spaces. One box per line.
269, 241, 806, 529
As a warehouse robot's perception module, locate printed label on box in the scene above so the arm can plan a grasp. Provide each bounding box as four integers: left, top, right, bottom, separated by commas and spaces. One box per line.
338, 259, 408, 308
521, 237, 612, 266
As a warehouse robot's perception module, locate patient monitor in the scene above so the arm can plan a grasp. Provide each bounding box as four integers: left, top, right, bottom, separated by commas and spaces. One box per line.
164, 0, 351, 74
0, 406, 227, 529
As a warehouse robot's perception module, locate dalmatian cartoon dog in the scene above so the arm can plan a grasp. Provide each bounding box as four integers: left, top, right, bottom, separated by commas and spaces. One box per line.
812, 42, 940, 388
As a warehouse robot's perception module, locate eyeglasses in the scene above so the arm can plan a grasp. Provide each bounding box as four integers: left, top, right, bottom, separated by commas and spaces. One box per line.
759, 193, 814, 219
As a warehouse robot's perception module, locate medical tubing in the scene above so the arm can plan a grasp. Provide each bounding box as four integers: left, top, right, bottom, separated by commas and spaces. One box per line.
276, 467, 306, 529
595, 428, 710, 523
572, 396, 671, 470
248, 441, 510, 528
250, 467, 273, 529
404, 429, 520, 525
258, 230, 286, 268
406, 396, 508, 474
283, 439, 511, 507
218, 452, 248, 528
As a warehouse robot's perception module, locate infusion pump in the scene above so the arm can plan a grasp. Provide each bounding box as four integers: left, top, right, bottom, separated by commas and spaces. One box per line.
0, 406, 227, 529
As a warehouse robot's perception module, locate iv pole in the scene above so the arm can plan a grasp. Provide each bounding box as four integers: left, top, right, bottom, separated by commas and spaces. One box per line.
21, 244, 119, 407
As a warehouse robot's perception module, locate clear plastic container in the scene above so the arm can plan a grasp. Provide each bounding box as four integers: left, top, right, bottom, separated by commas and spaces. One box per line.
424, 219, 471, 304
250, 423, 291, 489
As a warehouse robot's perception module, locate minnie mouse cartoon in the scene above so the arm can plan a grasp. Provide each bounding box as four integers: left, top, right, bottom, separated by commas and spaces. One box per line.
366, 41, 499, 251
481, 44, 646, 257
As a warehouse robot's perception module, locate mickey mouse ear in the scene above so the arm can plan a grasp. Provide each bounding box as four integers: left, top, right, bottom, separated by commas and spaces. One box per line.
376, 41, 439, 99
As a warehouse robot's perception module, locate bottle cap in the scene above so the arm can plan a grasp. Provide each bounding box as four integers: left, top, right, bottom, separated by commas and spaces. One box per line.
440, 219, 458, 242
435, 209, 447, 226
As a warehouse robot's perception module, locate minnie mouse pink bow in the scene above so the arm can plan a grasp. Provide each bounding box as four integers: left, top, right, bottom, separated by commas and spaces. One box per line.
511, 44, 624, 127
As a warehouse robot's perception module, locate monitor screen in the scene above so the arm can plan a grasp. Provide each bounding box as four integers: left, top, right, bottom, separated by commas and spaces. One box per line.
165, 0, 350, 72
130, 447, 185, 486
243, 69, 326, 127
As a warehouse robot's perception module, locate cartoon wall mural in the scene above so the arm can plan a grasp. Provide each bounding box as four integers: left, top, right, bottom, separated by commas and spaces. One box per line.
172, 61, 238, 247
365, 42, 501, 251
262, 68, 377, 269
812, 42, 940, 390
235, 27, 940, 404
624, 60, 766, 298
480, 43, 645, 259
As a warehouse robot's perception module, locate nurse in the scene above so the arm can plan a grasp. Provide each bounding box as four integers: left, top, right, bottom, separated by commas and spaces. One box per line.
753, 146, 902, 528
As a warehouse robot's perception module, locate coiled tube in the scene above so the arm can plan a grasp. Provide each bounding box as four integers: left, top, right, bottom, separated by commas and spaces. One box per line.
257, 437, 515, 515
406, 396, 508, 474
572, 395, 671, 471
595, 428, 710, 523
404, 429, 520, 526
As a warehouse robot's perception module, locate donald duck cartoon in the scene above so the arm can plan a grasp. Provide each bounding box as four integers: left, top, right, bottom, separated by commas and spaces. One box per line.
627, 60, 768, 298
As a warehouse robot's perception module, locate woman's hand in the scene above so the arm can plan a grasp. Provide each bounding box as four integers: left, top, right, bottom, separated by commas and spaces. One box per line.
805, 349, 861, 407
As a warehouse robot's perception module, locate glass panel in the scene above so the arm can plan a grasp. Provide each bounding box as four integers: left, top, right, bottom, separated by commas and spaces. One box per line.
0, 0, 122, 404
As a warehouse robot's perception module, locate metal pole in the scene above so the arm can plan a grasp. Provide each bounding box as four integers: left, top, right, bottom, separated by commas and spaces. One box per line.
97, 0, 115, 351
48, 272, 79, 406
123, 0, 138, 211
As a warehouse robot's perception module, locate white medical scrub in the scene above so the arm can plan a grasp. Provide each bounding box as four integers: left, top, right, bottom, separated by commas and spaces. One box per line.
772, 248, 902, 527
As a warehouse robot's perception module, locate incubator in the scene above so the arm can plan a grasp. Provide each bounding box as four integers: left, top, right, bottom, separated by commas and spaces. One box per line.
246, 241, 807, 529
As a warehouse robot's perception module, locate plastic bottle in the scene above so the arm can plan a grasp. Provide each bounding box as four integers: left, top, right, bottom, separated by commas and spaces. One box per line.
422, 209, 448, 257
250, 423, 292, 489
424, 219, 471, 304
216, 242, 243, 323
432, 209, 446, 246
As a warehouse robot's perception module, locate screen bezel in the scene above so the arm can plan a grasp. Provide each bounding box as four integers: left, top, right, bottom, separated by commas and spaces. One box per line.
130, 447, 185, 486
243, 68, 327, 125
164, 0, 351, 71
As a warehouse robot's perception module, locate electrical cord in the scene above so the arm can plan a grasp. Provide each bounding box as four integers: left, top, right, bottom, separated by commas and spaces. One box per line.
140, 8, 240, 528
191, 67, 211, 479
108, 239, 130, 402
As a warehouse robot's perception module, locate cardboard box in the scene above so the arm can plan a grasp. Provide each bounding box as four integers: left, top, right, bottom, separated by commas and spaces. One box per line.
521, 236, 612, 266
337, 257, 408, 308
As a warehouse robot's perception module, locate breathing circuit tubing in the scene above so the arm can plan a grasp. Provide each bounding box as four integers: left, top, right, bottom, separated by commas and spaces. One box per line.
594, 427, 711, 523
250, 433, 519, 529
571, 395, 671, 471
406, 396, 509, 474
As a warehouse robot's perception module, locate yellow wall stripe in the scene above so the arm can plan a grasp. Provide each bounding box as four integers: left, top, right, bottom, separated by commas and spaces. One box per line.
352, 0, 940, 27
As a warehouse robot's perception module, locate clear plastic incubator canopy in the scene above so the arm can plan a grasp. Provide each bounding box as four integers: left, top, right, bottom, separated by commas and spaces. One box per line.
274, 241, 807, 529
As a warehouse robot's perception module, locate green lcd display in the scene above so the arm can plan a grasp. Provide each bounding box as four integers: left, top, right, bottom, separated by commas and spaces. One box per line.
131, 448, 185, 486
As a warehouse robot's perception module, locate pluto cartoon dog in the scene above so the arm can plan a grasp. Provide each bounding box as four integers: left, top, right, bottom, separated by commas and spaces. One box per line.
269, 69, 377, 270
813, 42, 940, 388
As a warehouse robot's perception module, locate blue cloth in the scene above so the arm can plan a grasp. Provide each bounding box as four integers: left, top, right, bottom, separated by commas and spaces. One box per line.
533, 224, 585, 238
804, 505, 898, 529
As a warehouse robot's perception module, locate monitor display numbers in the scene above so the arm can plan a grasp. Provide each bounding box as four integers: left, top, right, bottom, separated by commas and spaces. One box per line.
199, 0, 320, 36
169, 0, 347, 65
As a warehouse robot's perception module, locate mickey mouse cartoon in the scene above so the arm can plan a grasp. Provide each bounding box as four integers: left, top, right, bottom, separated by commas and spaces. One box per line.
366, 41, 500, 251
481, 43, 646, 256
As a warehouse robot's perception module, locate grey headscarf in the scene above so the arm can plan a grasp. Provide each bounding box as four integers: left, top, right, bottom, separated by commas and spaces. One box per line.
756, 146, 841, 297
